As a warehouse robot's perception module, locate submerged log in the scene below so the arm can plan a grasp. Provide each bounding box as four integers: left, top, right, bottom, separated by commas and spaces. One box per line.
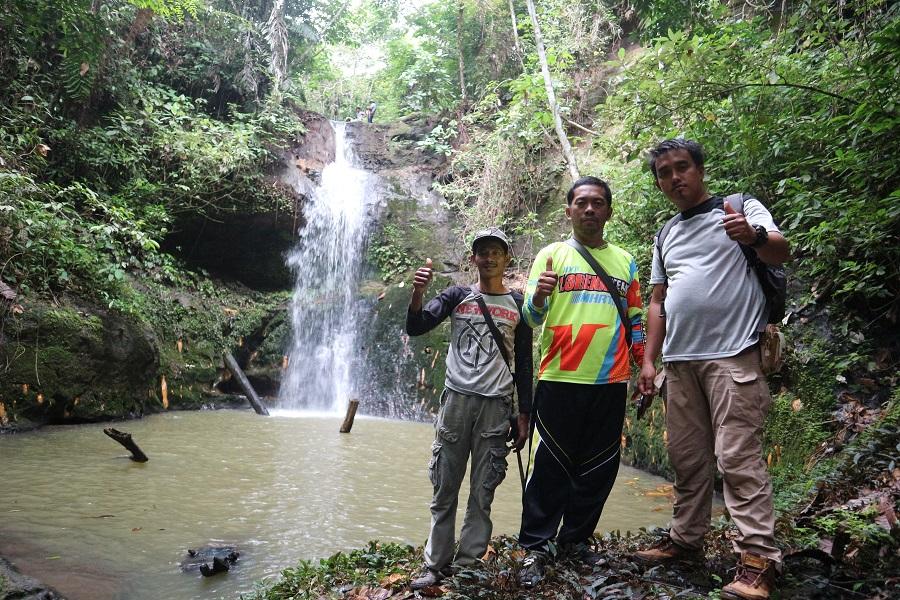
223, 351, 269, 416
103, 427, 149, 462
339, 399, 359, 433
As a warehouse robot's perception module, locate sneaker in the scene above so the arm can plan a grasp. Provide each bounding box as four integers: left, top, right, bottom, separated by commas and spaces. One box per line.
410, 567, 446, 590
721, 552, 775, 600
633, 536, 702, 564
560, 541, 604, 565
518, 550, 549, 588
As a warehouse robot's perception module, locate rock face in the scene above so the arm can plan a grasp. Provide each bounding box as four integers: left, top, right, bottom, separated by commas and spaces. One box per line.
159, 109, 337, 291
0, 550, 64, 599
337, 115, 465, 417
0, 110, 459, 430
0, 302, 158, 429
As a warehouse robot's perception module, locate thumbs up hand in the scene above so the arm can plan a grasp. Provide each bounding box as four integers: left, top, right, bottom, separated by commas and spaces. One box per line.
722, 200, 756, 245
533, 255, 558, 308
412, 258, 434, 292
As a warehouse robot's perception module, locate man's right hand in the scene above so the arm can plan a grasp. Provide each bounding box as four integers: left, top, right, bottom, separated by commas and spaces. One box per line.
532, 256, 558, 307
412, 258, 433, 293
638, 362, 657, 396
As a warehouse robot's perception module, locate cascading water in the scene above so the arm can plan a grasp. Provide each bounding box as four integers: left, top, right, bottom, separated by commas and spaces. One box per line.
279, 122, 377, 413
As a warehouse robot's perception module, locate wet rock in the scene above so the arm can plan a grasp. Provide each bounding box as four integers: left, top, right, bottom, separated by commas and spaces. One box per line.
0, 557, 64, 600
0, 302, 158, 430
180, 546, 239, 577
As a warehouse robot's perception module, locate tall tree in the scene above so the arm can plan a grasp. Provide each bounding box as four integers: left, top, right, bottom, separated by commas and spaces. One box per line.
525, 0, 579, 180
456, 1, 467, 108
507, 0, 524, 68
267, 0, 288, 95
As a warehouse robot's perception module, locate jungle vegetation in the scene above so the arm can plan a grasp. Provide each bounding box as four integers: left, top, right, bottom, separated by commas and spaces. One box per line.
1, 0, 898, 597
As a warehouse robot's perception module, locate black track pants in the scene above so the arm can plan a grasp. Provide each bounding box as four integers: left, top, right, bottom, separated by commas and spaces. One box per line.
518, 381, 626, 550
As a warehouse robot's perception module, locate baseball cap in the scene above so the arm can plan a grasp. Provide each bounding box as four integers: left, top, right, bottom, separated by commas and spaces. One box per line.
471, 227, 510, 253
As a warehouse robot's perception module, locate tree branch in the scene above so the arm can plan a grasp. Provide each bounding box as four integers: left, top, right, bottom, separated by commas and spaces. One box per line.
562, 116, 600, 136
699, 80, 861, 106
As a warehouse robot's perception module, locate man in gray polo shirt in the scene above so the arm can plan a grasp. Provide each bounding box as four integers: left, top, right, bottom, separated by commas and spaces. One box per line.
635, 139, 790, 600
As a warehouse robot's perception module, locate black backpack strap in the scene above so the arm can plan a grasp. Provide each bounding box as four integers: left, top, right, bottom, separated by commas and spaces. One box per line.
565, 238, 632, 348
471, 287, 512, 370
655, 213, 682, 283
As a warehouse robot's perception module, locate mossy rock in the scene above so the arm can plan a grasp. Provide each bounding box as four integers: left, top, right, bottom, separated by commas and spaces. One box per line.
0, 301, 158, 427
356, 274, 452, 418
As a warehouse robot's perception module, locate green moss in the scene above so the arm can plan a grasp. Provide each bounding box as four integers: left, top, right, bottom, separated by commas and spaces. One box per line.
358, 273, 452, 416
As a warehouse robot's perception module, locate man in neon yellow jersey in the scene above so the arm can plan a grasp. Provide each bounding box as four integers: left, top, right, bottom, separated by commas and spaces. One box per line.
518, 176, 645, 587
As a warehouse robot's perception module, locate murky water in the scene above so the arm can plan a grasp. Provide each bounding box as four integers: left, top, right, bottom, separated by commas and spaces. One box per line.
0, 410, 675, 599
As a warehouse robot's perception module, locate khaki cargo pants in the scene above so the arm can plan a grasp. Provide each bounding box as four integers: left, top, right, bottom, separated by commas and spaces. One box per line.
664, 348, 782, 562
423, 388, 512, 572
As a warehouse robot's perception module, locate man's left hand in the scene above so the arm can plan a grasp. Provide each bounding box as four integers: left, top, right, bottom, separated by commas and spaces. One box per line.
722, 200, 756, 245
512, 413, 529, 451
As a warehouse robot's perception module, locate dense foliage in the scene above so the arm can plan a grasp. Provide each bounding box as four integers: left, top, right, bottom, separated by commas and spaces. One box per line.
0, 0, 316, 306
599, 1, 900, 321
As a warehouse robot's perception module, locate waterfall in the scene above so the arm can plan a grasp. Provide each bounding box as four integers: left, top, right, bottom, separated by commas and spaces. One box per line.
278, 122, 376, 413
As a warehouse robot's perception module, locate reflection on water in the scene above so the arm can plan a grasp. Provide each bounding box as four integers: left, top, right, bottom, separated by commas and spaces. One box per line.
0, 411, 675, 600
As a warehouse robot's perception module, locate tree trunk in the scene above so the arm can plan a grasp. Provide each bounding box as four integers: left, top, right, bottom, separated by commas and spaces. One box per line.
267, 0, 288, 95
525, 0, 579, 181
456, 2, 468, 109
339, 399, 360, 433
223, 351, 270, 416
507, 0, 525, 68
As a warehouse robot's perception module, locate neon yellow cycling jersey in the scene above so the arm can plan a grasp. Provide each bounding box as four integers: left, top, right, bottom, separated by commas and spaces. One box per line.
524, 241, 645, 385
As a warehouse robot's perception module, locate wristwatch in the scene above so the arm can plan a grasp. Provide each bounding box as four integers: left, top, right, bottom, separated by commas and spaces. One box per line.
749, 225, 769, 248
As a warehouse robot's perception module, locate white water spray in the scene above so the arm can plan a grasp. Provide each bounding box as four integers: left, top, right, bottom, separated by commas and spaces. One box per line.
279, 122, 376, 413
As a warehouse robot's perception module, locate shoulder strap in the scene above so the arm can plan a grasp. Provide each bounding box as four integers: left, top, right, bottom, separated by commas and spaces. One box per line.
564, 239, 632, 348
471, 287, 513, 372
717, 193, 761, 269
655, 213, 681, 271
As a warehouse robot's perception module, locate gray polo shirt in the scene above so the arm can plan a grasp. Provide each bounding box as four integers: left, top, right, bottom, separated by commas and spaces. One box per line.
650, 196, 779, 361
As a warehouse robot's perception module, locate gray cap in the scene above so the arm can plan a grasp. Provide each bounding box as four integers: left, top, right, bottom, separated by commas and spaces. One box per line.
471, 227, 510, 253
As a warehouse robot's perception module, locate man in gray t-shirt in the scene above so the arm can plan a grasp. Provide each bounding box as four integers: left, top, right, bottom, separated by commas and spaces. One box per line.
634, 139, 790, 600
406, 227, 532, 590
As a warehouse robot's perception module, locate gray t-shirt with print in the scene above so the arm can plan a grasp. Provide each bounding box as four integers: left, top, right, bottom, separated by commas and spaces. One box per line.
406, 286, 533, 411
650, 195, 780, 361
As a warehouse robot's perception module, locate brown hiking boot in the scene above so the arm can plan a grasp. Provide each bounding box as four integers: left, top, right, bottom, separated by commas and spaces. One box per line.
633, 536, 702, 564
721, 552, 776, 600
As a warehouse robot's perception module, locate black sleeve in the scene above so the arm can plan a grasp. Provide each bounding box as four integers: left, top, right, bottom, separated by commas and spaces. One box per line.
512, 291, 534, 413
405, 286, 468, 336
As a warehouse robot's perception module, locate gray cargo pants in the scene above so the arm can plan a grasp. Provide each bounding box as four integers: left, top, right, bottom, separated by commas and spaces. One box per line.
424, 388, 512, 572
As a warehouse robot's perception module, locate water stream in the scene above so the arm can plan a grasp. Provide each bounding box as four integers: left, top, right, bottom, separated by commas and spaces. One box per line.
0, 411, 675, 599
278, 121, 377, 413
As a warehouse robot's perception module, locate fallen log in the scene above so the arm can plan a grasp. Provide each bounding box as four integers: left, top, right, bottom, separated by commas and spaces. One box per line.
223, 351, 269, 416
339, 399, 359, 433
103, 428, 149, 462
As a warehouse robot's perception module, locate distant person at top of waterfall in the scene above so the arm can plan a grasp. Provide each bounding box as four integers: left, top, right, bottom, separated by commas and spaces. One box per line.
406, 227, 533, 591
355, 106, 366, 121
367, 100, 376, 123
